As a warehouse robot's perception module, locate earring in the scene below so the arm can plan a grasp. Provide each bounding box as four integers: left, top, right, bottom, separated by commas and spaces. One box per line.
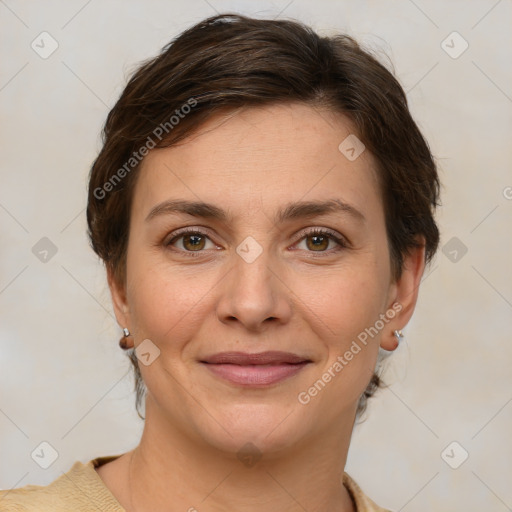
394, 330, 404, 343
119, 327, 131, 350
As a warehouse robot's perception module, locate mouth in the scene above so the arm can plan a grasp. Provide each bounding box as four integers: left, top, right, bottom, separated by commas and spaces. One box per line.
199, 351, 312, 387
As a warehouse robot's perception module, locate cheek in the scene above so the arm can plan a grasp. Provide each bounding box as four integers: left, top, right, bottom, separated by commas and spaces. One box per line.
293, 268, 386, 412
295, 258, 389, 388
126, 255, 212, 348
296, 259, 389, 341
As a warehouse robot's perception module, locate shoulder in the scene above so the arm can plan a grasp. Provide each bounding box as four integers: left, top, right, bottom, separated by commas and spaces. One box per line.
343, 472, 394, 512
0, 456, 125, 512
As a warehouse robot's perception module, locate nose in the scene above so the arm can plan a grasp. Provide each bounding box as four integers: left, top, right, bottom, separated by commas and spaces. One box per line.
216, 246, 293, 333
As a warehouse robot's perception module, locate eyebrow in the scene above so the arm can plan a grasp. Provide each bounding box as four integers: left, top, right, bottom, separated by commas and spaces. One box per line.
145, 198, 366, 224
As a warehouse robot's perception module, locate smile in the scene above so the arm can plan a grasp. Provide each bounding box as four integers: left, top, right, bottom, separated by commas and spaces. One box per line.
200, 351, 312, 387
202, 362, 310, 386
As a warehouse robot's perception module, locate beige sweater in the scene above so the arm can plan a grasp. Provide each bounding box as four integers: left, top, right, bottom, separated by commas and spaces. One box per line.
0, 455, 392, 511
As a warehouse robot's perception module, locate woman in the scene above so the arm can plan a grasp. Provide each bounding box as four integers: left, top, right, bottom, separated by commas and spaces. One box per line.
0, 13, 439, 512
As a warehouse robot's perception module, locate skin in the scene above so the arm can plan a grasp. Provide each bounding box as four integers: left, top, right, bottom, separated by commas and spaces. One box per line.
96, 103, 425, 512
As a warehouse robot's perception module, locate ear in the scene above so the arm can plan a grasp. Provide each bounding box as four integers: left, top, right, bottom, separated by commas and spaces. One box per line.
107, 266, 133, 347
381, 238, 426, 351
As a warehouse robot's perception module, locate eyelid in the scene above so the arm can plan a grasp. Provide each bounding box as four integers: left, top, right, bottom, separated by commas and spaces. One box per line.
292, 226, 349, 248
165, 226, 220, 251
164, 225, 350, 254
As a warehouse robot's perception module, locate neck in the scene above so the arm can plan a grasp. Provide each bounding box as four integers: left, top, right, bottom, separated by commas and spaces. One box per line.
126, 397, 357, 512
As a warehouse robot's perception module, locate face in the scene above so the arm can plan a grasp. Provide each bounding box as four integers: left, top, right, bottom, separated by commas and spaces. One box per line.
110, 103, 423, 455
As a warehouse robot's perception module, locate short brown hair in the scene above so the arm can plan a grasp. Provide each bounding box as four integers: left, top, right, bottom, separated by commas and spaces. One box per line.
87, 13, 440, 421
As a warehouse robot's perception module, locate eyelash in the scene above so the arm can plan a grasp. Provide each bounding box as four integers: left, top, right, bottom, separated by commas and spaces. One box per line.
165, 227, 349, 257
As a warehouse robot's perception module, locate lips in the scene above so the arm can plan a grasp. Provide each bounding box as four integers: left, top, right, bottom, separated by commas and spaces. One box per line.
201, 351, 309, 365
200, 351, 311, 386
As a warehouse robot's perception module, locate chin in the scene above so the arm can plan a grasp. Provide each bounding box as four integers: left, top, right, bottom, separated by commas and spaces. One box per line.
193, 401, 309, 457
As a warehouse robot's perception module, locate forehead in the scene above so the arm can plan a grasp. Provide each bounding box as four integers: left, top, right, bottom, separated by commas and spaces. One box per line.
133, 103, 382, 221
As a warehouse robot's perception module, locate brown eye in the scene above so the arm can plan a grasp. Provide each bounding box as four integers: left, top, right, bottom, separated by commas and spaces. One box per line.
182, 233, 206, 251
306, 233, 330, 251
295, 228, 347, 254
166, 230, 215, 253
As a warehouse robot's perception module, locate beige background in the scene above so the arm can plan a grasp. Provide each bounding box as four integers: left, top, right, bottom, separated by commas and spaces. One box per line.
1, 1, 511, 510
